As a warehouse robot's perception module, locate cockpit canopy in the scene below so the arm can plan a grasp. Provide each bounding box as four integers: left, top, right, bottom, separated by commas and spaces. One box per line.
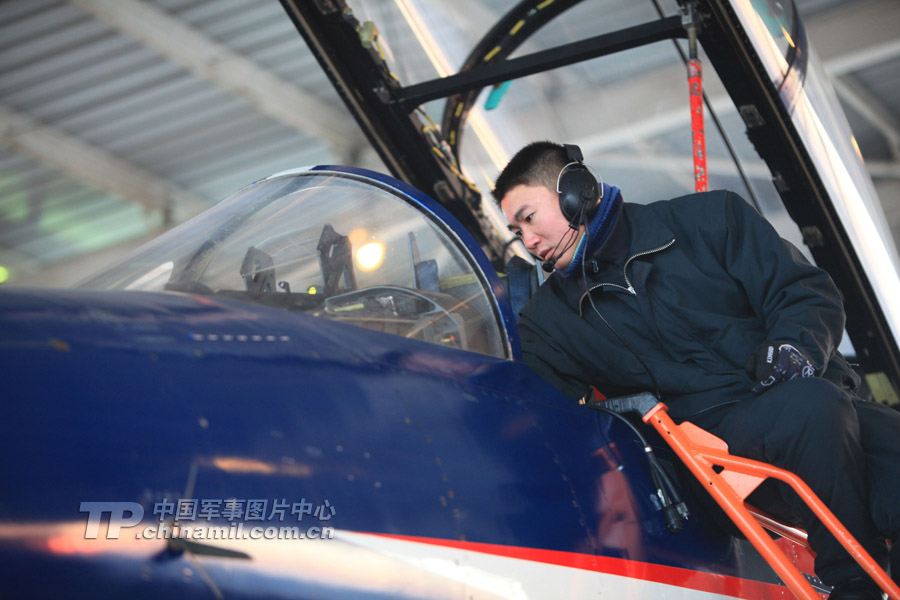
81, 168, 511, 359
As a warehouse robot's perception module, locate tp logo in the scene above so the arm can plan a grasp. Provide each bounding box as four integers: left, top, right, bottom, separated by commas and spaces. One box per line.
80, 502, 144, 539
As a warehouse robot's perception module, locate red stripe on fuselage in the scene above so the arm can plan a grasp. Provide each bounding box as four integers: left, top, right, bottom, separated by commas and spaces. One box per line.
360, 533, 826, 599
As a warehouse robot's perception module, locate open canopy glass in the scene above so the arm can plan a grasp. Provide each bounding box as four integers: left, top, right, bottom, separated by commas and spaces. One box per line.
81, 168, 510, 359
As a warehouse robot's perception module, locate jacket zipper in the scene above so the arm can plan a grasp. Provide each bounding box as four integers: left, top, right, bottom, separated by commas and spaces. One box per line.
579, 238, 675, 316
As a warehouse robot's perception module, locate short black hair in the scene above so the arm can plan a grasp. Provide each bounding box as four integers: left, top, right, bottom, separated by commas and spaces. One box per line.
491, 141, 568, 206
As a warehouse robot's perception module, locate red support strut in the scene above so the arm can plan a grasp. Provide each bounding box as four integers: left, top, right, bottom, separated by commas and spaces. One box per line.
688, 57, 708, 192
684, 6, 707, 193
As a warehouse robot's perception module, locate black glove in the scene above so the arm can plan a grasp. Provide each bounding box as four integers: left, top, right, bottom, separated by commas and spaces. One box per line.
745, 341, 815, 394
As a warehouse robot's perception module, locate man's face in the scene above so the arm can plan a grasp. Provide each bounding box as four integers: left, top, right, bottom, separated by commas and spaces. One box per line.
501, 184, 581, 270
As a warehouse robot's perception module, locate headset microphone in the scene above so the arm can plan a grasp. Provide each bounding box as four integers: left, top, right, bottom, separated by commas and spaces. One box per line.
540, 227, 578, 273
538, 144, 601, 273
541, 257, 557, 273
541, 245, 568, 272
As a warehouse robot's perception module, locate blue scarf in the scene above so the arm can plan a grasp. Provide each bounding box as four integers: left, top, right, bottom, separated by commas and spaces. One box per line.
557, 183, 622, 279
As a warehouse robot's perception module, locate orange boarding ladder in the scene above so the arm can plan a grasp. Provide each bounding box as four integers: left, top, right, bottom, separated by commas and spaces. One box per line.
601, 393, 899, 600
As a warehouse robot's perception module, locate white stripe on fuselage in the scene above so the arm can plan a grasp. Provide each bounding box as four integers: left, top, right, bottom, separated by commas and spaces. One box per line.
336, 531, 749, 599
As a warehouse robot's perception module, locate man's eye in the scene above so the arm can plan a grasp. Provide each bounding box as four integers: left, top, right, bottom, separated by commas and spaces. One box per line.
525, 213, 534, 223
514, 230, 523, 238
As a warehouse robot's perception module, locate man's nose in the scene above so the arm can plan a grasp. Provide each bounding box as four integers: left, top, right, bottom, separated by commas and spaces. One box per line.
522, 230, 540, 251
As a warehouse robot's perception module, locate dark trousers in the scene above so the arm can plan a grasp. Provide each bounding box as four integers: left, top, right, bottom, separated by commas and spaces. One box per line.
690, 377, 900, 586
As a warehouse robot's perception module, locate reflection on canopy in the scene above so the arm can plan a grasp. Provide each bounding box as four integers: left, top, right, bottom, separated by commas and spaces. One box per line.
81, 170, 508, 359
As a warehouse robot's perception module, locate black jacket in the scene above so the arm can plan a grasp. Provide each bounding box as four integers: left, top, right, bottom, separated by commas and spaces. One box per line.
518, 190, 859, 420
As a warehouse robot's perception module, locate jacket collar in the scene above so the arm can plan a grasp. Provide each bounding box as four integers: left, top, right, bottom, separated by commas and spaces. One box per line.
584, 202, 676, 280
551, 201, 677, 310
621, 202, 677, 257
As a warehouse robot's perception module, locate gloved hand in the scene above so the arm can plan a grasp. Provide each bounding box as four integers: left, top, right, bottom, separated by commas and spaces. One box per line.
745, 341, 816, 394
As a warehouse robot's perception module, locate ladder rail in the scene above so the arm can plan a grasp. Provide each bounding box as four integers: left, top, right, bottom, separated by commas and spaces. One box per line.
640, 401, 899, 600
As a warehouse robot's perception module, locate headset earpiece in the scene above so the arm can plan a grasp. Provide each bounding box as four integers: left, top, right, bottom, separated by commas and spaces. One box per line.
557, 144, 601, 225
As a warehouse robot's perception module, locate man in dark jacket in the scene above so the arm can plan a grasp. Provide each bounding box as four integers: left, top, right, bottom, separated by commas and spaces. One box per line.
494, 141, 900, 599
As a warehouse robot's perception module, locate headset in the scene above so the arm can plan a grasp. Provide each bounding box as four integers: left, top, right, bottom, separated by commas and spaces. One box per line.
557, 144, 602, 227
541, 144, 603, 272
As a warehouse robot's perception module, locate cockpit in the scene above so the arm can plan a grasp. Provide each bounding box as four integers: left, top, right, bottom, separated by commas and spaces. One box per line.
80, 167, 512, 359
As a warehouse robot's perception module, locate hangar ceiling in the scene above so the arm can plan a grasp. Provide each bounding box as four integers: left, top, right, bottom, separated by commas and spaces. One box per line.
0, 0, 898, 286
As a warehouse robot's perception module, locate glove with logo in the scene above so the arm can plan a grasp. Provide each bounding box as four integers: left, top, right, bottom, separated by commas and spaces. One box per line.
745, 341, 816, 394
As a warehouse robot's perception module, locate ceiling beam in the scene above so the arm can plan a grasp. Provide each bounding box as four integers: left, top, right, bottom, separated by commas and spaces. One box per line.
824, 38, 900, 77
866, 161, 900, 181
1, 229, 162, 287
68, 0, 361, 151
804, 0, 900, 74
831, 76, 900, 160
0, 102, 207, 218
593, 151, 771, 179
